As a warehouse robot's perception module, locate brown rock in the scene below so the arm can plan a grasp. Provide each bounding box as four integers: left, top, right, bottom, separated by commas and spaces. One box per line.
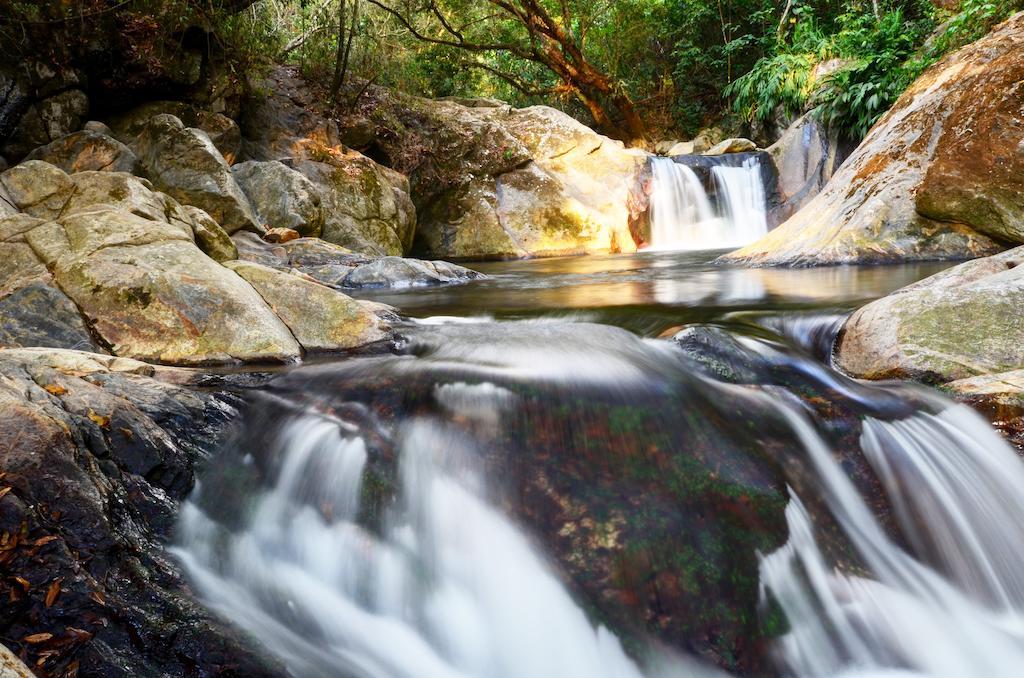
263, 227, 301, 244
26, 130, 138, 173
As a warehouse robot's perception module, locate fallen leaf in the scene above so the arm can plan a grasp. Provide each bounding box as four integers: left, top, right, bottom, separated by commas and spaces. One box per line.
33, 535, 58, 547
12, 576, 30, 591
23, 632, 52, 644
46, 579, 61, 607
0, 487, 12, 502
44, 384, 67, 396
65, 628, 92, 641
87, 410, 110, 428
89, 591, 105, 606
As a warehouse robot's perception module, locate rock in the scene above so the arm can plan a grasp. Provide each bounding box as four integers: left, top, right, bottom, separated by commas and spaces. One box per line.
667, 140, 696, 156
82, 120, 113, 135
1, 89, 89, 160
26, 129, 138, 173
232, 160, 324, 236
338, 115, 377, 150
723, 13, 1024, 266
0, 643, 33, 678
133, 114, 260, 234
262, 226, 301, 243
704, 137, 758, 155
183, 205, 238, 262
232, 231, 484, 288
225, 260, 389, 352
341, 256, 485, 288
62, 171, 180, 224
295, 157, 415, 256
946, 370, 1024, 447
238, 66, 345, 162
836, 246, 1024, 382
0, 347, 283, 676
409, 103, 646, 259
0, 160, 74, 219
653, 140, 678, 154
108, 102, 241, 163
24, 208, 301, 365
0, 224, 100, 352
766, 113, 855, 225
197, 112, 242, 165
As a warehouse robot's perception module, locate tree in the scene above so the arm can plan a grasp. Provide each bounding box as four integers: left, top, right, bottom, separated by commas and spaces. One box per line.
329, 0, 360, 104
363, 0, 648, 143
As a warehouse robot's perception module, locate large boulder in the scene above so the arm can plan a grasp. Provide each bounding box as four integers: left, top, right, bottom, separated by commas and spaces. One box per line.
225, 260, 388, 351
0, 160, 74, 219
0, 215, 100, 353
108, 101, 241, 164
836, 246, 1024, 382
0, 347, 282, 676
24, 208, 300, 365
133, 114, 259, 234
406, 102, 647, 259
232, 160, 325, 237
25, 129, 138, 173
295, 157, 415, 256
1, 89, 89, 161
722, 13, 1024, 266
766, 113, 855, 225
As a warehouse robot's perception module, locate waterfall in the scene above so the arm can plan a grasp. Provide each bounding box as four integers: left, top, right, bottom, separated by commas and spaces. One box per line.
647, 157, 768, 251
713, 158, 768, 245
173, 317, 1024, 677
174, 412, 655, 678
763, 404, 1024, 677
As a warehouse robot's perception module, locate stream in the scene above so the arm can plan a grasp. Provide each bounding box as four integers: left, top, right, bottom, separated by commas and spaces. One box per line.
173, 250, 1024, 677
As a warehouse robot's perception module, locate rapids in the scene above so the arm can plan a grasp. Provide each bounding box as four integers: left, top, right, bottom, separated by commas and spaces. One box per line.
174, 252, 1024, 677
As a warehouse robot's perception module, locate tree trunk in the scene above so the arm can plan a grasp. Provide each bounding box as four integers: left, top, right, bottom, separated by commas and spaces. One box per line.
329, 0, 348, 105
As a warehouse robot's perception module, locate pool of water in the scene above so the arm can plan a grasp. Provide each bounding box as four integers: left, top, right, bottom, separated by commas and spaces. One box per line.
350, 250, 951, 337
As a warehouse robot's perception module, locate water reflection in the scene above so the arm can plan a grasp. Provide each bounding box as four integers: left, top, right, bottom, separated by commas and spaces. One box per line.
350, 251, 951, 336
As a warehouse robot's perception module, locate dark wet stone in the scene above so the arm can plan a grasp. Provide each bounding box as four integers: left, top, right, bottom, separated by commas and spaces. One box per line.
0, 282, 100, 352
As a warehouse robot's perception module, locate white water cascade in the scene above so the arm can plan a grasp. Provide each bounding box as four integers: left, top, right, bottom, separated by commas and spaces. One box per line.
646, 156, 768, 251
174, 412, 691, 678
763, 404, 1024, 678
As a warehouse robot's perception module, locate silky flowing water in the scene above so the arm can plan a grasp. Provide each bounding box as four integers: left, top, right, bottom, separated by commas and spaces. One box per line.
174, 251, 1024, 677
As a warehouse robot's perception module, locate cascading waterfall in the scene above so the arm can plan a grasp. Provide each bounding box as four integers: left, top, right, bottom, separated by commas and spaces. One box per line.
712, 157, 769, 245
646, 156, 768, 250
173, 360, 686, 678
175, 317, 1024, 678
647, 159, 718, 250
762, 404, 1024, 678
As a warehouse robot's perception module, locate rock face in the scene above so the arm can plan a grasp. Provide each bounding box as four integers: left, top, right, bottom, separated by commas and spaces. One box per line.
722, 13, 1024, 266
25, 130, 138, 174
232, 160, 325, 237
836, 246, 1024, 382
29, 208, 300, 365
767, 113, 855, 225
225, 260, 388, 351
232, 231, 484, 288
2, 89, 89, 161
0, 162, 392, 365
393, 100, 648, 259
133, 114, 260, 234
295, 157, 414, 255
0, 347, 282, 676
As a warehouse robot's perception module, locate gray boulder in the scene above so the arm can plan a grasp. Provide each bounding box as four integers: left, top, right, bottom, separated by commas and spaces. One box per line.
133, 114, 259, 234
232, 160, 324, 236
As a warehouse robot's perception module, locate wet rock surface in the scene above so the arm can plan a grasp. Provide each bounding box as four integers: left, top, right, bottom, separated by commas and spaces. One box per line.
233, 231, 484, 288
0, 348, 283, 677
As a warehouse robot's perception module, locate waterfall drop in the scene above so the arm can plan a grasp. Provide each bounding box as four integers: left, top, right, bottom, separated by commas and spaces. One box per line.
647, 156, 768, 251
